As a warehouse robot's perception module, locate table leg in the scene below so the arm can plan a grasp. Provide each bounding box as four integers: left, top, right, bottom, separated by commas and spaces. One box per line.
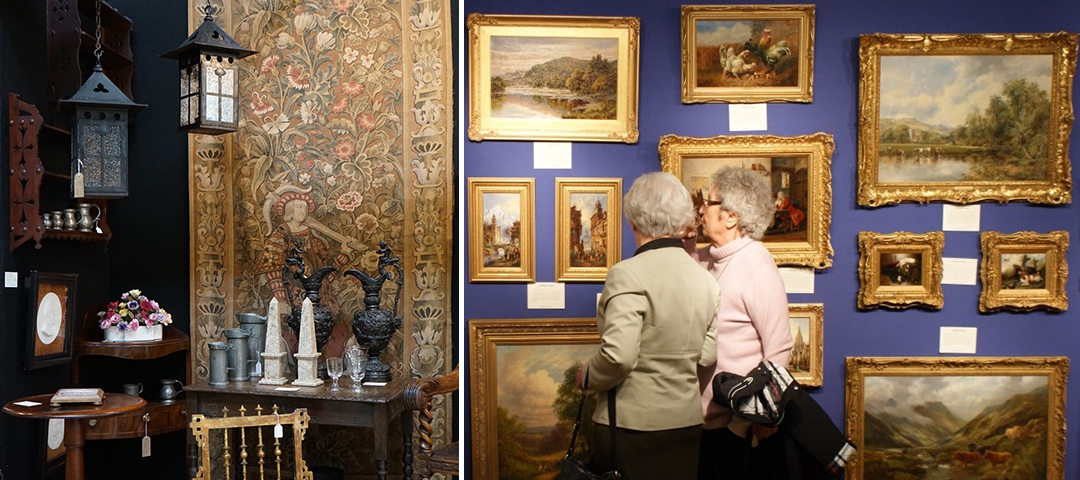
402, 412, 414, 480
64, 419, 86, 480
374, 404, 388, 480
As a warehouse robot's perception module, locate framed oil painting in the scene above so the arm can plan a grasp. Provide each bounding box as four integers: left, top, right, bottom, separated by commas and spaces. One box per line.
857, 231, 944, 310
467, 13, 640, 143
857, 32, 1078, 206
845, 356, 1068, 480
659, 133, 834, 269
468, 178, 535, 283
680, 4, 814, 103
555, 178, 622, 282
787, 303, 823, 387
979, 230, 1068, 312
24, 271, 77, 370
469, 318, 601, 480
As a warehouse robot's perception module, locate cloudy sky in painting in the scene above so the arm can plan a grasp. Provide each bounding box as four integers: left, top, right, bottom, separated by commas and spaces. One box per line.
865, 375, 1047, 421
490, 36, 618, 77
482, 192, 520, 231
497, 344, 598, 427
879, 55, 1052, 128
694, 20, 754, 46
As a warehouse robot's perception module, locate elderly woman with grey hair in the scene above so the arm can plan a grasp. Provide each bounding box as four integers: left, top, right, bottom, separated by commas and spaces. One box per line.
690, 166, 794, 480
578, 171, 719, 480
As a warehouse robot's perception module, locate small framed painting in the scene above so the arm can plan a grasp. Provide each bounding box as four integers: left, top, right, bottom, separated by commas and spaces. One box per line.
468, 178, 535, 283
659, 133, 834, 269
857, 231, 944, 310
857, 32, 1078, 206
681, 4, 815, 103
979, 230, 1068, 312
469, 318, 601, 480
787, 303, 822, 387
555, 178, 622, 282
24, 271, 78, 370
467, 13, 640, 143
845, 356, 1068, 480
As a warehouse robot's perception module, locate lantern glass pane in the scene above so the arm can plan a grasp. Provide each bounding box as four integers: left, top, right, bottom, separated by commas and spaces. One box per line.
104, 157, 123, 187
83, 156, 103, 187
221, 96, 235, 123
206, 95, 220, 122
103, 125, 123, 156
180, 97, 190, 125
222, 67, 236, 95
81, 123, 103, 156
180, 69, 189, 96
190, 65, 201, 95
202, 57, 221, 94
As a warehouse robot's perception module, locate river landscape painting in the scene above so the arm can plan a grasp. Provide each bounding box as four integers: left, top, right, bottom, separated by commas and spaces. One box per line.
846, 357, 1068, 480
857, 33, 1077, 205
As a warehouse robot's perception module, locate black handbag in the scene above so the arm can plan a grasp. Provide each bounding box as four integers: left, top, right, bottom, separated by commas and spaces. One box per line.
556, 372, 622, 480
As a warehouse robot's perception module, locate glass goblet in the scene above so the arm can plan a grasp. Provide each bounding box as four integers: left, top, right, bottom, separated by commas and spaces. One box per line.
345, 347, 368, 392
326, 356, 344, 391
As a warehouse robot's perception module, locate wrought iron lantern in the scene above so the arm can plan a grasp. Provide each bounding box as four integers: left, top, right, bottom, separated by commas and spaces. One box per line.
161, 1, 256, 134
57, 0, 145, 198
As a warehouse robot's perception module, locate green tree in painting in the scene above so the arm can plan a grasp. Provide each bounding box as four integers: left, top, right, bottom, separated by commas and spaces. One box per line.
491, 76, 507, 94
954, 78, 1050, 160
551, 362, 597, 459
497, 406, 535, 480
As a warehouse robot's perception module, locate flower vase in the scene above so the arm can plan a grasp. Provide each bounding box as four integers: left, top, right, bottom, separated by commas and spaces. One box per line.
104, 324, 163, 342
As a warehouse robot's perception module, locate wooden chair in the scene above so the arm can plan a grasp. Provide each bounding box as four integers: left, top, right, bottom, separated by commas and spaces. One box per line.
405, 367, 459, 479
190, 405, 313, 480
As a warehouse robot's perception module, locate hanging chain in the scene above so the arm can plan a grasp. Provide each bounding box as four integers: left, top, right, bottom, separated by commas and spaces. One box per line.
93, 0, 103, 66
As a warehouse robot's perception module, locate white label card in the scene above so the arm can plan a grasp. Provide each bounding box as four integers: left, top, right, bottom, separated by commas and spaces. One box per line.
940, 327, 977, 354
728, 104, 768, 131
942, 205, 981, 231
942, 258, 978, 285
527, 282, 566, 309
778, 267, 815, 294
533, 142, 573, 169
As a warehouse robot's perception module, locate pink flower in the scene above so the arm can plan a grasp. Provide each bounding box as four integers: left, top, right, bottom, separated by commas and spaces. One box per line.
261, 55, 280, 73
128, 320, 140, 331
341, 81, 365, 96
336, 191, 363, 212
333, 139, 356, 161
330, 96, 350, 113
251, 92, 274, 115
287, 65, 312, 90
356, 213, 378, 233
332, 0, 354, 13
357, 113, 376, 131
100, 319, 111, 329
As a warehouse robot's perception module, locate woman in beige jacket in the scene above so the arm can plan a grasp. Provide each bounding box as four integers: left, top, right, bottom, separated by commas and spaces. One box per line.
581, 172, 720, 480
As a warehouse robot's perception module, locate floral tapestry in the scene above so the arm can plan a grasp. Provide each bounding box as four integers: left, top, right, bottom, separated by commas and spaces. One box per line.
186, 0, 454, 475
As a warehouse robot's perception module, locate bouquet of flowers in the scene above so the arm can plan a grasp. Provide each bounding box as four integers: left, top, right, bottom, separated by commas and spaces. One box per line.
98, 289, 174, 332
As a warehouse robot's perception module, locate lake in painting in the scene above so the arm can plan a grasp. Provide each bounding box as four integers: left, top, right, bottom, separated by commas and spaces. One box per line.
877, 55, 1054, 183
489, 36, 619, 121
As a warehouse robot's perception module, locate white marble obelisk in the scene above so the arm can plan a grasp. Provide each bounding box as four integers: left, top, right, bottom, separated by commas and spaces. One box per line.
259, 298, 288, 385
291, 298, 323, 387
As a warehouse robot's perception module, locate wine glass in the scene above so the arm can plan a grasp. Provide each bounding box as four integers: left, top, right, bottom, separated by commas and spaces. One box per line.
345, 346, 368, 392
326, 356, 344, 391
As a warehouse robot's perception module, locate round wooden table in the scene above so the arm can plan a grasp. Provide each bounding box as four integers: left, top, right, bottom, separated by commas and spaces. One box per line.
3, 393, 146, 480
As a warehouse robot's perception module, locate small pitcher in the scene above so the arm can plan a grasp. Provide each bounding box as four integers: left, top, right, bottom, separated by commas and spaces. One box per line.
159, 379, 184, 402
76, 202, 101, 233
62, 209, 78, 231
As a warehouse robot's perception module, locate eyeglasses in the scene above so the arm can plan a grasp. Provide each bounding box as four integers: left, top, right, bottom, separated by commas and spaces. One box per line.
701, 198, 723, 208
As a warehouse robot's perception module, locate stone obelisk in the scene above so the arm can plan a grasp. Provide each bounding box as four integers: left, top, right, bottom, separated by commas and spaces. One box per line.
292, 298, 323, 387
259, 298, 288, 385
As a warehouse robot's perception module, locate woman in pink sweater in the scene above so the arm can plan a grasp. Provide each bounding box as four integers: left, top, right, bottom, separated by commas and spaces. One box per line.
688, 166, 794, 480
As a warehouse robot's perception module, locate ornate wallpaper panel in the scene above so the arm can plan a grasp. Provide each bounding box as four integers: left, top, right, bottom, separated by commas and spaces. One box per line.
187, 0, 454, 473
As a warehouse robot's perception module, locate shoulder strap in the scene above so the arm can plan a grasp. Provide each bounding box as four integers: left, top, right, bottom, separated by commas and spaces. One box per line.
565, 372, 590, 458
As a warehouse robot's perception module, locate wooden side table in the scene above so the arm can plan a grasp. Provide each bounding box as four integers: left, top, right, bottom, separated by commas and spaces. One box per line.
3, 393, 146, 480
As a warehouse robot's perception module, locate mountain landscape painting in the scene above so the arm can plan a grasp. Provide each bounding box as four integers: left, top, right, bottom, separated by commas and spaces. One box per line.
862, 374, 1051, 479
489, 36, 619, 121
877, 55, 1054, 184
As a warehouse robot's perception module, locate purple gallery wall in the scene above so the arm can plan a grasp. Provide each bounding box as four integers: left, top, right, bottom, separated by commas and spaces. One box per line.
462, 0, 1080, 477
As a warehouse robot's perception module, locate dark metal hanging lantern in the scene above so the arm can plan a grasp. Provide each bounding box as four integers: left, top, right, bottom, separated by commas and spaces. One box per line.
56, 0, 145, 198
161, 1, 256, 134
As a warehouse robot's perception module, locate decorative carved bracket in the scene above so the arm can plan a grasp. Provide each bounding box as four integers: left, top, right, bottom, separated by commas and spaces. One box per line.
9, 92, 45, 251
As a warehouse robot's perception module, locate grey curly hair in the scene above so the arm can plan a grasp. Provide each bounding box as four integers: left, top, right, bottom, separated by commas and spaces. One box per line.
624, 172, 696, 238
709, 167, 774, 240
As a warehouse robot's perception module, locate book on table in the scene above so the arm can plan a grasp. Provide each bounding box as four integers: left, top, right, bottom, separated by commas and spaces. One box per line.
50, 388, 105, 406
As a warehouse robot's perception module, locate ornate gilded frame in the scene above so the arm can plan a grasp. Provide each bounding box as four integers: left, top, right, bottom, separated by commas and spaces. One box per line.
467, 14, 640, 143
681, 4, 815, 103
857, 231, 944, 310
659, 133, 834, 269
979, 230, 1069, 312
469, 318, 600, 480
468, 178, 535, 283
857, 32, 1078, 206
555, 178, 622, 282
845, 356, 1069, 480
787, 303, 822, 387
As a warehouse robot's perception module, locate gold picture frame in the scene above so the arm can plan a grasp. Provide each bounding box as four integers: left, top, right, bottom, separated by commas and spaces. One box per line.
680, 4, 815, 103
468, 178, 536, 283
857, 32, 1078, 206
467, 13, 640, 143
555, 178, 622, 282
659, 133, 834, 269
787, 303, 823, 387
979, 230, 1069, 312
845, 356, 1069, 480
469, 318, 601, 480
857, 231, 944, 310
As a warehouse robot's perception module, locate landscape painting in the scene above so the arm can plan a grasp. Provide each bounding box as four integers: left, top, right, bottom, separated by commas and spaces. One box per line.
468, 178, 535, 282
857, 33, 1078, 206
680, 5, 814, 103
846, 357, 1069, 480
469, 318, 601, 480
467, 14, 640, 143
555, 178, 621, 282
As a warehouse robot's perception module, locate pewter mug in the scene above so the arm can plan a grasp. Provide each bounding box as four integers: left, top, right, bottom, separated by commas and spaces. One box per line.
237, 313, 268, 378
62, 209, 78, 231
51, 211, 64, 230
159, 379, 184, 401
42, 213, 52, 229
122, 382, 143, 397
224, 328, 250, 382
76, 202, 101, 233
208, 342, 230, 386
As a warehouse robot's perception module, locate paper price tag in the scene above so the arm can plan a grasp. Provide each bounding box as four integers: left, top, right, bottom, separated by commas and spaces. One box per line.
74, 172, 85, 198
274, 424, 284, 438
141, 436, 151, 457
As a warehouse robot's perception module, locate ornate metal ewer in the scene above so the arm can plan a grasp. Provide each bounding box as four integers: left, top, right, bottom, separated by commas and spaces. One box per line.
343, 241, 404, 383
283, 241, 338, 352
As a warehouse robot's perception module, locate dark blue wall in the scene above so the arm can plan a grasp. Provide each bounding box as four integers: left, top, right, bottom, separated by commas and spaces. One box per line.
463, 0, 1080, 477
